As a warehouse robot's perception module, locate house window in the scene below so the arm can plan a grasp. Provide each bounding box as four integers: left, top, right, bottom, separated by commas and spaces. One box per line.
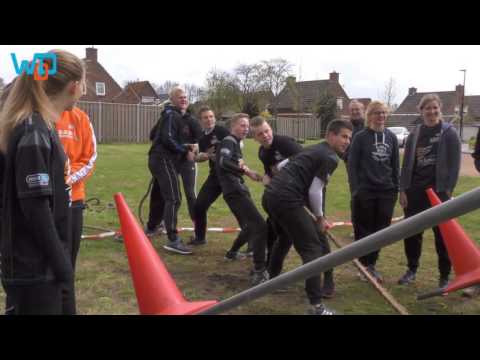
336, 98, 343, 110
96, 82, 106, 96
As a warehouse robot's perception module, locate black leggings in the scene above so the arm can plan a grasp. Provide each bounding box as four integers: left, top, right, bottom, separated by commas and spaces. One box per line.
194, 174, 222, 242
224, 191, 268, 271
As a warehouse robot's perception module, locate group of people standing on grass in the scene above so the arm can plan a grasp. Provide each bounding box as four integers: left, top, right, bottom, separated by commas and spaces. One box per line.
0, 48, 478, 315
144, 84, 475, 315
0, 49, 97, 315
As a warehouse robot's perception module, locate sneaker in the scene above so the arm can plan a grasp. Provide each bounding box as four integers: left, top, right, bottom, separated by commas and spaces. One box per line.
250, 269, 269, 286
398, 270, 416, 285
144, 225, 163, 238
224, 251, 247, 261
367, 265, 384, 284
439, 276, 449, 289
187, 236, 206, 246
462, 285, 480, 298
163, 239, 193, 255
309, 303, 336, 315
243, 249, 254, 258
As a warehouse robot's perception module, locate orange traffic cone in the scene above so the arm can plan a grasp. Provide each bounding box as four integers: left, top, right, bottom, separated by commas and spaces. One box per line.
114, 193, 217, 315
426, 188, 480, 294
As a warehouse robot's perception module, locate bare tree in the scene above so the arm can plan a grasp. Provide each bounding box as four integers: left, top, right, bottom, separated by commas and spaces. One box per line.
183, 83, 203, 103
381, 77, 398, 110
260, 58, 294, 116
0, 77, 4, 91
155, 80, 180, 95
202, 68, 241, 117
233, 63, 265, 110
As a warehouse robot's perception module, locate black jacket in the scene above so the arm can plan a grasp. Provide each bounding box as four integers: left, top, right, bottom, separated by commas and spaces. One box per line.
399, 121, 461, 193
216, 134, 248, 196
258, 135, 303, 177
1, 113, 72, 285
343, 119, 365, 163
473, 127, 480, 173
149, 105, 202, 162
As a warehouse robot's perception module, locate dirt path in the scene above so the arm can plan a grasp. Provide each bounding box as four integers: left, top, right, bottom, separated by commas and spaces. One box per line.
461, 153, 478, 177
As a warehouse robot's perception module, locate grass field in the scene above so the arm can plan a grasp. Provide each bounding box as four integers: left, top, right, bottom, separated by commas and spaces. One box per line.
1, 139, 479, 315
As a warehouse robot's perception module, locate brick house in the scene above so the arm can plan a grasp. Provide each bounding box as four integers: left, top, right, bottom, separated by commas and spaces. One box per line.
275, 72, 351, 118
390, 85, 480, 140
81, 47, 123, 102
113, 80, 161, 105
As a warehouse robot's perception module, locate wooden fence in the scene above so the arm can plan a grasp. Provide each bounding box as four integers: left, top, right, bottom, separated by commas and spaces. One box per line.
76, 101, 162, 143
76, 102, 326, 143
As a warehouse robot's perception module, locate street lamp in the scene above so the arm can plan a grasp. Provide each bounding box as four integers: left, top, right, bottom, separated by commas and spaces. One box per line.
459, 69, 466, 141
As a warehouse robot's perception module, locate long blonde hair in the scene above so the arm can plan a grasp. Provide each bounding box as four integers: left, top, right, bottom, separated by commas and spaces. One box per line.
0, 49, 84, 152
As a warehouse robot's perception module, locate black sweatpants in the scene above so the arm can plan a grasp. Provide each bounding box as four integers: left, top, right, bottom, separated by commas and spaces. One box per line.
194, 174, 222, 242
352, 191, 397, 267
224, 191, 268, 271
147, 177, 164, 231
263, 193, 329, 305
266, 216, 333, 280
265, 187, 327, 274
60, 200, 84, 315
176, 160, 197, 222
147, 160, 197, 229
148, 156, 182, 241
403, 188, 451, 278
4, 282, 63, 315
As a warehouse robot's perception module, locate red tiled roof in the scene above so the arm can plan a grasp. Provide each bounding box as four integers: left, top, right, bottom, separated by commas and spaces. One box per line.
81, 56, 123, 102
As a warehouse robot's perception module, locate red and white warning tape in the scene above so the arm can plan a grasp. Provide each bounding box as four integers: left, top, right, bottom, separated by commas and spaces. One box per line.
82, 216, 405, 240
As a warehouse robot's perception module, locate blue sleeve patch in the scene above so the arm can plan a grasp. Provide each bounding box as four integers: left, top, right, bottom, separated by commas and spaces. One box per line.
26, 173, 50, 188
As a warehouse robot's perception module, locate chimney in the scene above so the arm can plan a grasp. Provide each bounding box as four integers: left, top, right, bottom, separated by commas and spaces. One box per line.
86, 47, 98, 62
286, 76, 296, 84
408, 87, 417, 96
329, 71, 339, 83
455, 84, 465, 104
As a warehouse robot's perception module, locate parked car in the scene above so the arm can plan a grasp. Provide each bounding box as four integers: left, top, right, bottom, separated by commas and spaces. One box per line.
387, 127, 410, 147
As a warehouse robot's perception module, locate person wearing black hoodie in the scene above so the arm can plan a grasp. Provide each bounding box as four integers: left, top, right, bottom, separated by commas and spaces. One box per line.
188, 106, 230, 246
347, 101, 400, 283
216, 113, 269, 286
148, 87, 198, 255
343, 99, 366, 164
473, 126, 480, 173
398, 94, 461, 289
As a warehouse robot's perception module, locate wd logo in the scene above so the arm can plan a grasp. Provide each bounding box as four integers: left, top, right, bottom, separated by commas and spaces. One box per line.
11, 53, 57, 81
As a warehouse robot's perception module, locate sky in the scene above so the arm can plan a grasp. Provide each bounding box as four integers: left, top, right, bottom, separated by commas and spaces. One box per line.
1, 45, 479, 105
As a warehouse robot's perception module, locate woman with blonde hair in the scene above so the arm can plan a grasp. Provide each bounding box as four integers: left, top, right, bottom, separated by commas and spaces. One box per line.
347, 100, 400, 283
0, 49, 86, 314
397, 94, 461, 288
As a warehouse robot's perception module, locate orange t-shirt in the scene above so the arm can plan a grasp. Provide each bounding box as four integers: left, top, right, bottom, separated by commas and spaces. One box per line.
56, 107, 97, 202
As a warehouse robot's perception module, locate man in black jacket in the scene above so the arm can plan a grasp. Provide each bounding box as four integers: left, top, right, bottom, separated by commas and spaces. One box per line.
462, 126, 480, 298
250, 116, 336, 297
473, 126, 480, 173
188, 106, 230, 246
262, 120, 352, 315
343, 99, 365, 164
147, 87, 198, 255
216, 113, 269, 286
